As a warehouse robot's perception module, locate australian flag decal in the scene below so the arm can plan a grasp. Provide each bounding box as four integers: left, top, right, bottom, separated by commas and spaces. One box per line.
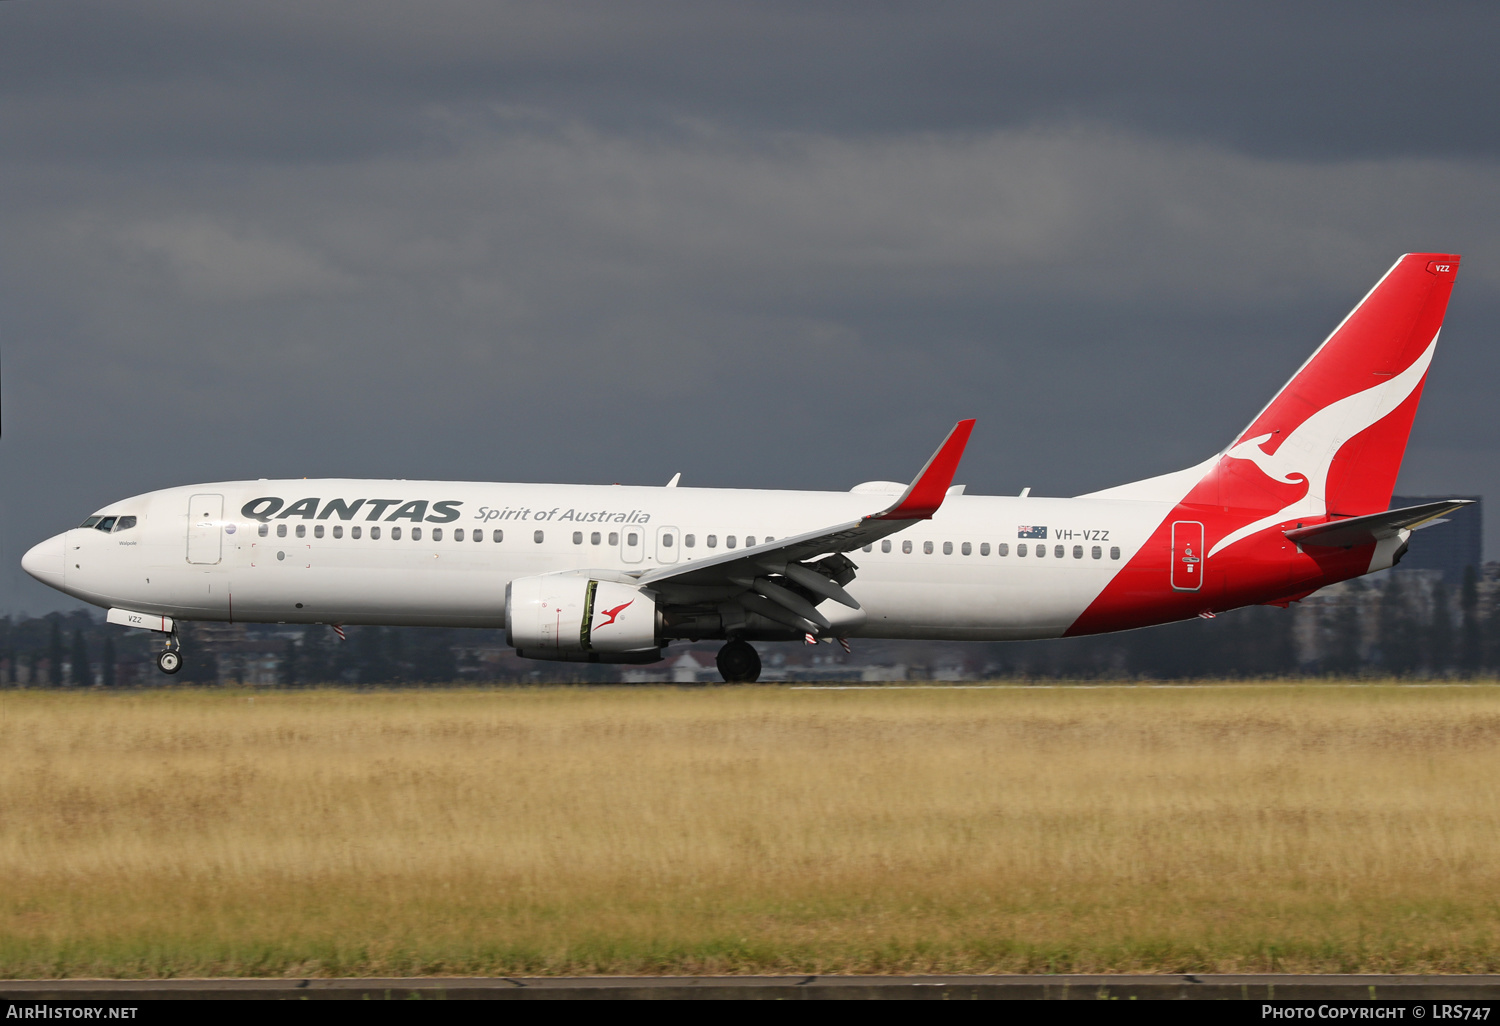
1017, 525, 1048, 539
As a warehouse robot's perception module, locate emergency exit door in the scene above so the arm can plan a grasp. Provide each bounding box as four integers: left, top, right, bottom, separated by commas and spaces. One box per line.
656, 526, 680, 564
620, 525, 645, 564
187, 493, 224, 565
1171, 520, 1204, 592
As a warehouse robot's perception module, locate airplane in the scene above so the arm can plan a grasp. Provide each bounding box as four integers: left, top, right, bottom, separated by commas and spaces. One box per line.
21, 253, 1473, 683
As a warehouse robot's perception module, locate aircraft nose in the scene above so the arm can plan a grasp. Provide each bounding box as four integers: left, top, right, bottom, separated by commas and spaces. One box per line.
21, 533, 66, 589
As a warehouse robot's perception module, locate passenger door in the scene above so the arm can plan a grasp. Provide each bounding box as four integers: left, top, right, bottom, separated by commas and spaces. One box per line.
1170, 521, 1204, 592
187, 494, 224, 565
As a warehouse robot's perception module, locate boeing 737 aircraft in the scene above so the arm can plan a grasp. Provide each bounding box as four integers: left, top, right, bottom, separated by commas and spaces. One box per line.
22, 253, 1472, 682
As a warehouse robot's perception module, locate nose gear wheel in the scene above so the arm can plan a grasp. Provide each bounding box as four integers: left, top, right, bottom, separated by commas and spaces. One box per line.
155, 629, 183, 675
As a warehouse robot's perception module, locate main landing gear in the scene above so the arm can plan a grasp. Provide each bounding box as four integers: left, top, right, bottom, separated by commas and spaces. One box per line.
716, 639, 761, 683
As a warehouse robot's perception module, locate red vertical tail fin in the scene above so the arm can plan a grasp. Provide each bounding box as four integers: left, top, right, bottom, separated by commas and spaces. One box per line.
1070, 254, 1462, 636
1219, 253, 1459, 518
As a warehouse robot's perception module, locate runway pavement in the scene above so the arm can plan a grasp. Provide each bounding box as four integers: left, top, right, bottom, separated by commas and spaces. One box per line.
6, 975, 1500, 1000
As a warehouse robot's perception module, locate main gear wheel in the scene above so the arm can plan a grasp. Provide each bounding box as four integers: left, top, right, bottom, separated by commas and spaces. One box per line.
715, 639, 761, 683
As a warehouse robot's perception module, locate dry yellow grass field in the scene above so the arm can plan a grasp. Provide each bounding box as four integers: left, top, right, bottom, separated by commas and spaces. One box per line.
2, 683, 1500, 977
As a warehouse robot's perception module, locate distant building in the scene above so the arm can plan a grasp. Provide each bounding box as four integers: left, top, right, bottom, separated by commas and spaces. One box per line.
671, 651, 707, 684
1390, 494, 1483, 583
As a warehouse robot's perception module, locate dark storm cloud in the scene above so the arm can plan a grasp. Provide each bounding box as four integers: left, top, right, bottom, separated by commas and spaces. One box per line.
3, 2, 1500, 612
4, 1, 1499, 162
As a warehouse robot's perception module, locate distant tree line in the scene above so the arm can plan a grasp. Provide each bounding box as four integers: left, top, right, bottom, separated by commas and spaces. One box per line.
4, 567, 1500, 685
983, 567, 1500, 680
981, 605, 1300, 680
274, 623, 459, 686
0, 609, 120, 686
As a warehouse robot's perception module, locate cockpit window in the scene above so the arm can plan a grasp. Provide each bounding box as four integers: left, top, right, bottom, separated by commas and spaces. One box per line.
95, 517, 117, 533
114, 516, 137, 532
79, 517, 102, 529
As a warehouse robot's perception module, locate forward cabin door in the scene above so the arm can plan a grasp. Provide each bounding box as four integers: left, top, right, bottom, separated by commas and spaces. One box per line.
1170, 520, 1204, 592
187, 494, 225, 565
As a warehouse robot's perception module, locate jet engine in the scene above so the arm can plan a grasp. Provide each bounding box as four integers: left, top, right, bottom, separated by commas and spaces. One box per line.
505, 571, 662, 663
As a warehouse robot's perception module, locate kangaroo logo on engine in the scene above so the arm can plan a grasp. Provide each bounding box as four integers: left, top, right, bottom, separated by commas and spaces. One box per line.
594, 601, 633, 630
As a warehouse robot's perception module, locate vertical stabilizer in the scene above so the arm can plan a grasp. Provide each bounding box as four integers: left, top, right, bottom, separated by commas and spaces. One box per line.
1067, 253, 1463, 636
1082, 255, 1460, 543
1219, 253, 1459, 518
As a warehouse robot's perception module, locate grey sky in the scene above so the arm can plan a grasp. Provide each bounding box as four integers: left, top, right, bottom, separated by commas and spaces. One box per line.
5, 1, 1499, 614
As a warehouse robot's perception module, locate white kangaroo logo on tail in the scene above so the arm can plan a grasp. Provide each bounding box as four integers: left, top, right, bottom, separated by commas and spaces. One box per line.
1207, 335, 1437, 558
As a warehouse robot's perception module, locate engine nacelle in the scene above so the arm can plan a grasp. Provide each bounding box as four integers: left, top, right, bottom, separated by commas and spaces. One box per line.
505, 571, 661, 663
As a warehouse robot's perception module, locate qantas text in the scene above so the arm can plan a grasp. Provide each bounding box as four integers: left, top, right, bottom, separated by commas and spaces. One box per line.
241, 498, 462, 523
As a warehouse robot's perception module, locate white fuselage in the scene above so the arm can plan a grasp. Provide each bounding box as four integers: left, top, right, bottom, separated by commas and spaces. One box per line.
40, 479, 1170, 641
22, 254, 1461, 662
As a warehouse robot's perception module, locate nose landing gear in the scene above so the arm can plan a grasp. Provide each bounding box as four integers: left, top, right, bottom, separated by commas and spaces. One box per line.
156, 633, 183, 675
715, 639, 761, 683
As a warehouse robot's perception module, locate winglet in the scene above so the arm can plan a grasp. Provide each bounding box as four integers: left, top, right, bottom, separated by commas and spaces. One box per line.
869, 419, 976, 521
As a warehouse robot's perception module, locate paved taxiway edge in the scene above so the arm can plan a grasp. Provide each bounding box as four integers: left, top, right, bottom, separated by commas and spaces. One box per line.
6, 975, 1500, 1000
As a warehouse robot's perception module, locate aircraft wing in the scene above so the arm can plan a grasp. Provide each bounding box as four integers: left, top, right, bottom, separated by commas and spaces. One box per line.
633, 419, 975, 633
1284, 499, 1475, 549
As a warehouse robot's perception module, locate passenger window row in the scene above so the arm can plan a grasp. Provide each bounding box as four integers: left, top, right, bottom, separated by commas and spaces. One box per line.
235, 517, 1125, 564
680, 534, 766, 550
560, 531, 774, 550
573, 531, 624, 545
255, 523, 507, 543
864, 539, 1122, 560
94, 509, 1119, 564
556, 530, 782, 551
245, 521, 782, 554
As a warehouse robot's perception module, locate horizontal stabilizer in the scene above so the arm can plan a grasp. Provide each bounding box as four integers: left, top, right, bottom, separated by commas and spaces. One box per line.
1284, 499, 1475, 549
